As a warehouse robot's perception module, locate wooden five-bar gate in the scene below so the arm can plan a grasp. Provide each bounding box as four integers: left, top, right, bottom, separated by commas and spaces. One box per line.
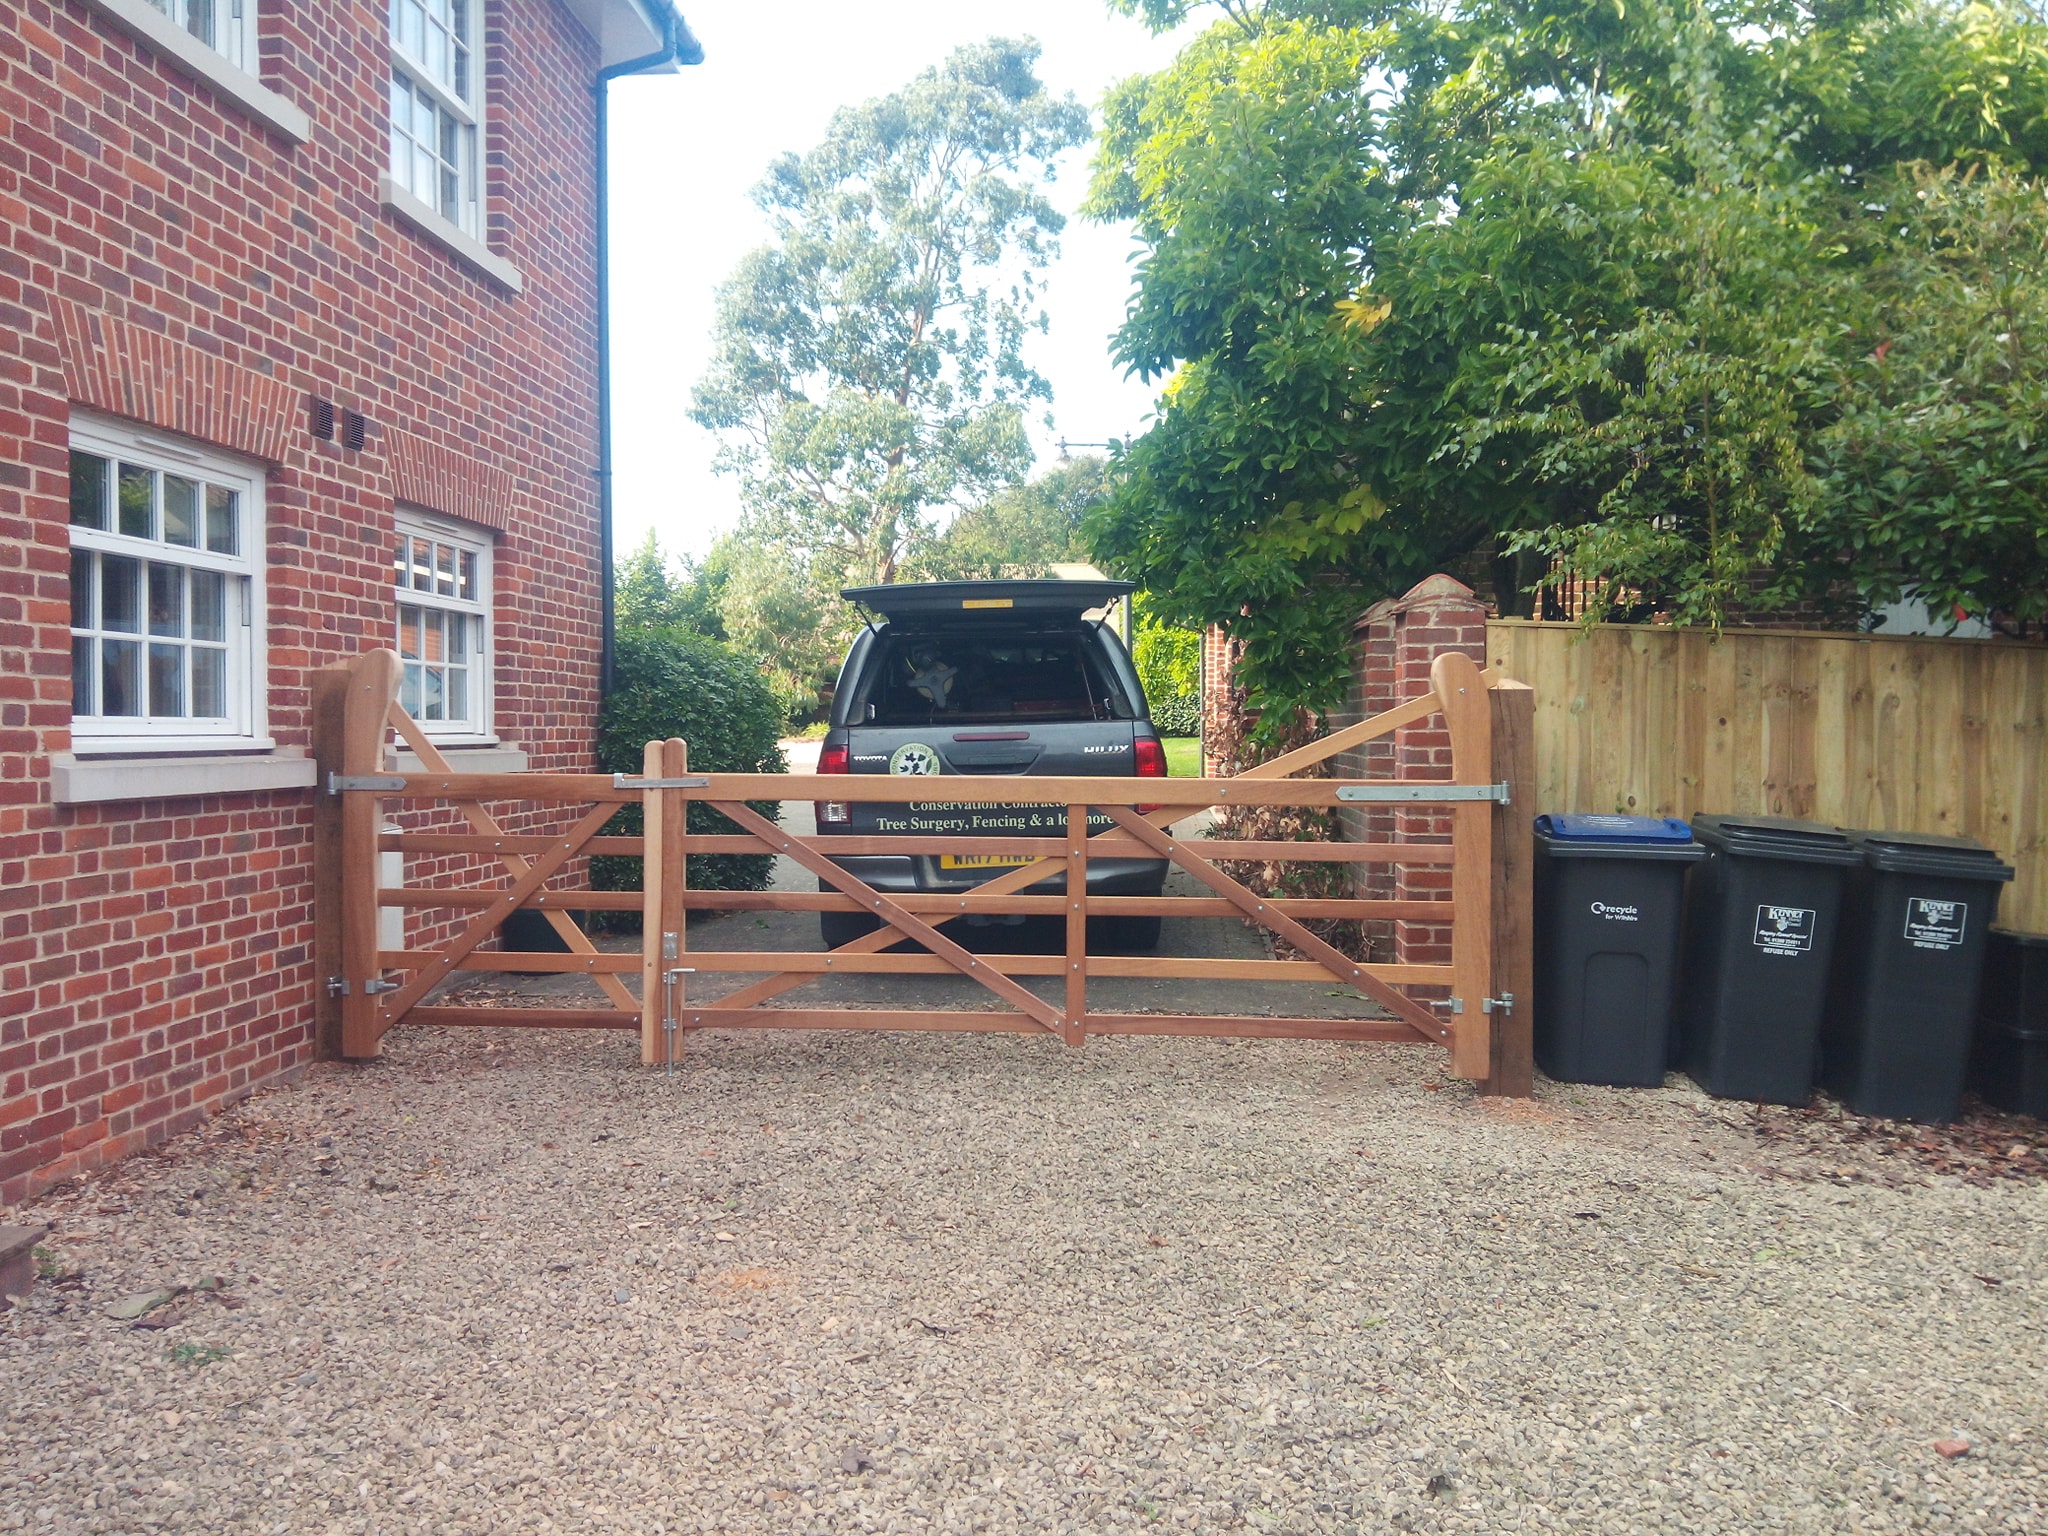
312, 648, 1535, 1095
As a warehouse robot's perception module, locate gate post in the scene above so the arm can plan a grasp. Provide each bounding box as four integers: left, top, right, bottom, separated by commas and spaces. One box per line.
1432, 651, 1494, 1079
1483, 680, 1536, 1097
640, 738, 688, 1066
315, 648, 402, 1060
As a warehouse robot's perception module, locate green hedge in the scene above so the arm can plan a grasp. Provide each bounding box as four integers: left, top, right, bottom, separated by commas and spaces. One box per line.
593, 628, 787, 898
1149, 692, 1200, 737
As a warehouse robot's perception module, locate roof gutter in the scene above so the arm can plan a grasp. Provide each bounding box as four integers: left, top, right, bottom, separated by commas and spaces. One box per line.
595, 5, 703, 697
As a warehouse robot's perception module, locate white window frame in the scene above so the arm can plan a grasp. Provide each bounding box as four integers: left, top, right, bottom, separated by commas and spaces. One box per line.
387, 0, 483, 239
67, 413, 268, 755
393, 509, 494, 743
80, 0, 311, 143
145, 0, 256, 71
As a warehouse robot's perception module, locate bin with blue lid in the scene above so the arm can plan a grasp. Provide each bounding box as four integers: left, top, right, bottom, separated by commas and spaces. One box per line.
1677, 814, 1863, 1104
1532, 814, 1705, 1087
1820, 830, 2014, 1122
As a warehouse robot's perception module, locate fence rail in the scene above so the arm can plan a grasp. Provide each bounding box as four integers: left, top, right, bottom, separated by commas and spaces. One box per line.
313, 647, 1536, 1093
1489, 619, 2048, 932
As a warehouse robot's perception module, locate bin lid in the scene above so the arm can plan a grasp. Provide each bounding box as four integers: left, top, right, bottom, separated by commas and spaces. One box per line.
1690, 813, 1863, 866
1535, 814, 1693, 842
1533, 814, 1705, 861
1849, 829, 2015, 882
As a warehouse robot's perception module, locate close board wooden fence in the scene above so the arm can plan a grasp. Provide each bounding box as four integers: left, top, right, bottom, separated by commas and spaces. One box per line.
1488, 620, 2048, 932
312, 646, 1536, 1094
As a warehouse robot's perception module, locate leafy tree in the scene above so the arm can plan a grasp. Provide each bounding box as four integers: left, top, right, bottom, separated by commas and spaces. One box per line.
1086, 0, 2048, 727
1131, 593, 1202, 734
615, 531, 726, 638
692, 39, 1090, 592
912, 455, 1105, 578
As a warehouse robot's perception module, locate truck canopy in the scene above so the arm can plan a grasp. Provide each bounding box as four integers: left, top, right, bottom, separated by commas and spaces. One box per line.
841, 579, 1133, 627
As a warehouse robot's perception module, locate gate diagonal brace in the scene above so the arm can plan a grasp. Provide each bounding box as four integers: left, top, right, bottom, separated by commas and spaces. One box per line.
1100, 806, 1447, 1046
704, 801, 1073, 1042
386, 704, 639, 1019
374, 798, 623, 1034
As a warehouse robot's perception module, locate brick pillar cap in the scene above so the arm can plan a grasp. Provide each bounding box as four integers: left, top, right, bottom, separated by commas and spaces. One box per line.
1352, 573, 1480, 631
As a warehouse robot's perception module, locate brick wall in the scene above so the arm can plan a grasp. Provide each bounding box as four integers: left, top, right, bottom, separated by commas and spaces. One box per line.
1328, 576, 1490, 969
1, 0, 613, 1206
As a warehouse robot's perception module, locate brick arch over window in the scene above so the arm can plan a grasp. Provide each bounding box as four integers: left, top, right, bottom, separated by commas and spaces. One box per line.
383, 428, 515, 532
51, 300, 298, 463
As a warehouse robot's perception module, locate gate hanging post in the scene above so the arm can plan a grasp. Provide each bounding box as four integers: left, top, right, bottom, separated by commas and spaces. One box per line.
638, 739, 665, 1064
1065, 804, 1089, 1046
1482, 679, 1536, 1097
640, 738, 689, 1067
640, 738, 690, 1066
1432, 651, 1494, 1080
335, 648, 402, 1060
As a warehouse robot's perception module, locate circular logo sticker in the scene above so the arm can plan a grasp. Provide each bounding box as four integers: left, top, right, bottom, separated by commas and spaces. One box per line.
888, 742, 942, 776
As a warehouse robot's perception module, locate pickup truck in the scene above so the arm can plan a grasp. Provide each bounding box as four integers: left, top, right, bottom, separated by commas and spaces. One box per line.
811, 579, 1170, 949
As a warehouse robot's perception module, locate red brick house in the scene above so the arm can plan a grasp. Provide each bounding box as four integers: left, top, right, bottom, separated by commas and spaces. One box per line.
1, 0, 698, 1205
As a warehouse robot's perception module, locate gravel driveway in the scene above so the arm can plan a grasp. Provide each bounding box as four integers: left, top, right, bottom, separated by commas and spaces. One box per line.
4, 1024, 2044, 1536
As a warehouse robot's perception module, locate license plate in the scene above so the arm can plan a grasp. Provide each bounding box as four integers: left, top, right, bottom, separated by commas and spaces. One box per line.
938, 854, 1035, 870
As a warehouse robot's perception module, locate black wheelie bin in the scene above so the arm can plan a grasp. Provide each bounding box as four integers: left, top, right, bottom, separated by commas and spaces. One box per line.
1677, 815, 1862, 1104
1970, 929, 2048, 1118
1532, 814, 1704, 1086
1820, 831, 2014, 1123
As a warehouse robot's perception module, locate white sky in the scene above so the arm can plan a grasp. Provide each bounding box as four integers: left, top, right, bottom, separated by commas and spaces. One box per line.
602, 1, 1194, 560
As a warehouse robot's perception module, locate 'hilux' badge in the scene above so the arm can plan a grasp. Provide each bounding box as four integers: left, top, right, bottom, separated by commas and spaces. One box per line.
1081, 743, 1129, 754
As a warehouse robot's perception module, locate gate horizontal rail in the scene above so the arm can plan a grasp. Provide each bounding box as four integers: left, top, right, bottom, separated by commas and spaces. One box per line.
312, 647, 1536, 1094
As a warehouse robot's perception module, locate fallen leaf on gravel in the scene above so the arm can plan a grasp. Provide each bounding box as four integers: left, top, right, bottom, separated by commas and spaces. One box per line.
106, 1287, 184, 1320
1146, 1234, 1167, 1247
1976, 1275, 2003, 1288
1934, 1438, 1971, 1459
1572, 1211, 1601, 1220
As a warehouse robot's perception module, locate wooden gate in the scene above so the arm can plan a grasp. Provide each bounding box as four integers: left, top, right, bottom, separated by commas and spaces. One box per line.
312, 648, 1535, 1094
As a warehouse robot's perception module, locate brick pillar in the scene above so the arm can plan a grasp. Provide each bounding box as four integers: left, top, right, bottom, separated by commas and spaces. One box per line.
1333, 576, 1491, 967
1199, 623, 1240, 776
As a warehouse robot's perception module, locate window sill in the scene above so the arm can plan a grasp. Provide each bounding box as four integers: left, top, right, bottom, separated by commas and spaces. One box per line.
82, 0, 311, 144
52, 749, 318, 805
386, 743, 530, 775
378, 175, 525, 293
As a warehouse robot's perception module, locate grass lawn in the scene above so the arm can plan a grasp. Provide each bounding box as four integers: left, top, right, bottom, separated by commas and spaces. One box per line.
1163, 736, 1202, 776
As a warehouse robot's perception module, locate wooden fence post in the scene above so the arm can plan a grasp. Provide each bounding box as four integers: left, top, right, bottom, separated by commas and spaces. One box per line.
1483, 679, 1536, 1097
641, 739, 688, 1067
639, 739, 665, 1064
310, 665, 349, 1059
335, 648, 402, 1059
1433, 651, 1494, 1080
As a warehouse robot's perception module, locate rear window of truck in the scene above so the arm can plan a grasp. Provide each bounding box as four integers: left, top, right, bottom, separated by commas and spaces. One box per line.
866, 632, 1134, 725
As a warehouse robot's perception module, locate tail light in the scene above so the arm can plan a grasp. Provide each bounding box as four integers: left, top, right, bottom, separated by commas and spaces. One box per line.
1134, 735, 1167, 813
816, 741, 849, 825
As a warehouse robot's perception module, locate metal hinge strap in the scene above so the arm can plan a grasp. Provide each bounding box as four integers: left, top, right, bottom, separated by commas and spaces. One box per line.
1334, 783, 1511, 804
327, 773, 408, 794
612, 775, 710, 790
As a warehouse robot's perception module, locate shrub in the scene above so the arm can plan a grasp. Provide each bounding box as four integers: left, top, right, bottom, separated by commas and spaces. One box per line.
1149, 691, 1200, 736
594, 628, 787, 898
